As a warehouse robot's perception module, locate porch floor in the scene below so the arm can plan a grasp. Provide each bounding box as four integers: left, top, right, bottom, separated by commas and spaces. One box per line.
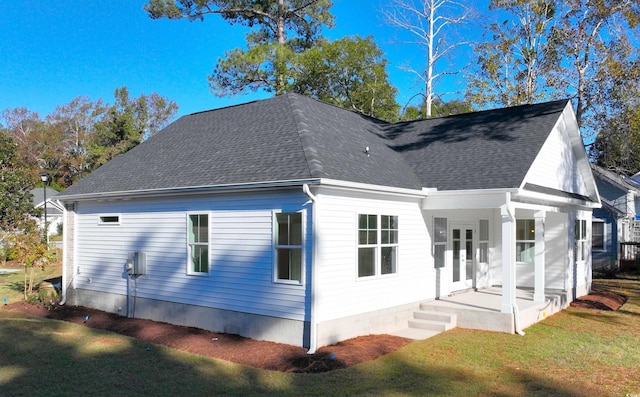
392, 287, 571, 340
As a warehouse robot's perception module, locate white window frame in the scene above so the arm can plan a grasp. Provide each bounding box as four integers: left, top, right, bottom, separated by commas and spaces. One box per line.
433, 217, 447, 268
575, 219, 588, 262
592, 220, 605, 252
186, 212, 210, 276
357, 214, 398, 279
516, 219, 535, 263
98, 214, 120, 225
273, 210, 305, 285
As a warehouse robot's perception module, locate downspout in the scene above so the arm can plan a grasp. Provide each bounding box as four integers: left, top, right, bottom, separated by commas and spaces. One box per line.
59, 203, 69, 305
502, 196, 525, 336
303, 184, 319, 354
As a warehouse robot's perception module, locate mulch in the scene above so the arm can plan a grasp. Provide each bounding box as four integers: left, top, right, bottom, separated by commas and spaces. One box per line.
2, 301, 412, 373
570, 289, 628, 311
2, 286, 628, 372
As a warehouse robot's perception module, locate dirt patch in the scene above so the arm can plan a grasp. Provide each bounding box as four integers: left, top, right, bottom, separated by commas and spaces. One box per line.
570, 290, 627, 311
2, 302, 412, 373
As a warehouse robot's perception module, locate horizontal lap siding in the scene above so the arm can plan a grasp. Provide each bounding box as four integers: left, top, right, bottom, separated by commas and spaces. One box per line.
74, 190, 311, 321
314, 189, 432, 322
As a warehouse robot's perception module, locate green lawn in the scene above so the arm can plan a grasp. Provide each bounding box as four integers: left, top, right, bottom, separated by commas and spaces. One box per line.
1, 274, 639, 396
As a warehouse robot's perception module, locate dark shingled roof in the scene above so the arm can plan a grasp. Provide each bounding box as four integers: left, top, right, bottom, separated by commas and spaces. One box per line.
385, 99, 569, 191
58, 94, 569, 198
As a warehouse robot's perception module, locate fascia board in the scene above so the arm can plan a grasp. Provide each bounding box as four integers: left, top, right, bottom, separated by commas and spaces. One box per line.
56, 179, 323, 202
316, 178, 428, 198
422, 189, 518, 210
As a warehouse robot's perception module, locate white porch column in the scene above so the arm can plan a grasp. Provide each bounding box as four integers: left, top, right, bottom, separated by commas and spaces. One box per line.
501, 200, 516, 314
534, 211, 546, 302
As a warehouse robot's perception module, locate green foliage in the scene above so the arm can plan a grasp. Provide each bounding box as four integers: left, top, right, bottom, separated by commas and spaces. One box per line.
290, 36, 400, 121
401, 98, 474, 121
9, 230, 57, 300
88, 87, 178, 169
0, 132, 39, 238
146, 0, 334, 96
591, 104, 640, 175
466, 0, 556, 109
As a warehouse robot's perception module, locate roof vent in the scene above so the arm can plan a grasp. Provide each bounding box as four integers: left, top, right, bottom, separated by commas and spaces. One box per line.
364, 146, 370, 157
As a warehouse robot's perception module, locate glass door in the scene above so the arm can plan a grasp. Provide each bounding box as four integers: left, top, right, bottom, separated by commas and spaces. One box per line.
452, 225, 474, 291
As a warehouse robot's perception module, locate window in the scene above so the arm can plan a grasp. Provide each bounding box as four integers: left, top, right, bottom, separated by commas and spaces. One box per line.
381, 215, 399, 275
188, 214, 209, 274
575, 219, 588, 261
433, 217, 447, 268
99, 215, 120, 225
592, 221, 604, 251
479, 219, 489, 264
358, 214, 398, 278
516, 219, 535, 263
275, 212, 303, 283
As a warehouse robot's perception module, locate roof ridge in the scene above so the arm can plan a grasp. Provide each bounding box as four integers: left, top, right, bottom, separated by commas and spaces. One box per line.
286, 94, 326, 178
392, 98, 571, 127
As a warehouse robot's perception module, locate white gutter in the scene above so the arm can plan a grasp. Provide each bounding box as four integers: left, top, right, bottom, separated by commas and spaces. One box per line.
57, 178, 323, 202
302, 183, 319, 354
502, 197, 525, 336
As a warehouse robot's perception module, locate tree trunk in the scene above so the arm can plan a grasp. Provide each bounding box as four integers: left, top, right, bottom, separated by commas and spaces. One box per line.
275, 0, 287, 96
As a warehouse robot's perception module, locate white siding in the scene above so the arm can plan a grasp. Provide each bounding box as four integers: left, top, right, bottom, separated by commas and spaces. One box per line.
545, 212, 568, 290
525, 114, 589, 196
73, 190, 311, 321
313, 188, 434, 322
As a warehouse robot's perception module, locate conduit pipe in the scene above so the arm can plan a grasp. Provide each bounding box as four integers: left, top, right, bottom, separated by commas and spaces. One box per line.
303, 184, 319, 354
502, 196, 525, 336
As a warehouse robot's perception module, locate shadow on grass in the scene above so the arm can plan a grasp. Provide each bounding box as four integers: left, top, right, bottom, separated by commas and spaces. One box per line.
0, 311, 619, 396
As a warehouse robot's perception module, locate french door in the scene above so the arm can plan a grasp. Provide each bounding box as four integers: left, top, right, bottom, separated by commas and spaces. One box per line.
451, 224, 474, 291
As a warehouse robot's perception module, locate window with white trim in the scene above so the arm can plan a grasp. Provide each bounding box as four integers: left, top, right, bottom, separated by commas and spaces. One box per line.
275, 212, 303, 283
592, 220, 604, 251
358, 214, 398, 278
187, 214, 209, 274
516, 219, 535, 263
479, 219, 490, 264
575, 219, 588, 261
433, 217, 447, 268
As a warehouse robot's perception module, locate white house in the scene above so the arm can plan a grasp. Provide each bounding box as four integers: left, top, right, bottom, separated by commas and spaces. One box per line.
30, 187, 63, 239
56, 94, 600, 349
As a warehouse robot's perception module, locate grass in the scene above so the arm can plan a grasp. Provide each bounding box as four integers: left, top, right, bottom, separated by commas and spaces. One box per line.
1, 273, 640, 396
0, 255, 61, 304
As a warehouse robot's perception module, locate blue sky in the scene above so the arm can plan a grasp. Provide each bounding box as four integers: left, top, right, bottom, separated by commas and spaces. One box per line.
0, 1, 482, 120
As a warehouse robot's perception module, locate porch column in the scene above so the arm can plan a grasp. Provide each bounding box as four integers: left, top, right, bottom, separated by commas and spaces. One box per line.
501, 203, 516, 314
534, 211, 546, 302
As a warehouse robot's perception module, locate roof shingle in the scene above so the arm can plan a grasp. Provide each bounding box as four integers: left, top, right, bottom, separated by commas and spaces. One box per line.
58, 94, 569, 198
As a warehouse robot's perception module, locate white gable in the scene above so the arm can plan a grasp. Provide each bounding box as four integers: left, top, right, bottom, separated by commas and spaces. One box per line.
523, 103, 596, 200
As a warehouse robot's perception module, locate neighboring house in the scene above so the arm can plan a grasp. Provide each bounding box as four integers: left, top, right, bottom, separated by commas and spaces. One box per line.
56, 94, 600, 349
30, 187, 63, 239
590, 165, 640, 269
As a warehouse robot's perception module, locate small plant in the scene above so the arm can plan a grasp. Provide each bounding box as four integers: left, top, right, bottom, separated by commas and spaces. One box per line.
9, 231, 57, 300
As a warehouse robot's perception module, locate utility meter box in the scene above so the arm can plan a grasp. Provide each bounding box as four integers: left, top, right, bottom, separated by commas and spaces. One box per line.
127, 252, 147, 276
134, 251, 147, 275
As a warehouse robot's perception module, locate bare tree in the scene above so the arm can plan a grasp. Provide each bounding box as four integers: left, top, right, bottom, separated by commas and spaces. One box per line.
384, 0, 473, 118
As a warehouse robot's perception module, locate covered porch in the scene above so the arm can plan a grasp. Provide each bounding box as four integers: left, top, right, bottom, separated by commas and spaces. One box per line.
422, 286, 571, 333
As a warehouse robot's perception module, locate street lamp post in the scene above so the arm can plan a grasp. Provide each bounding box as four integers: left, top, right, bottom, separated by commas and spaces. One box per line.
40, 174, 48, 244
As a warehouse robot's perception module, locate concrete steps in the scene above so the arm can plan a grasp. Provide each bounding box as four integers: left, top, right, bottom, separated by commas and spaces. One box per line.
390, 308, 457, 340
409, 310, 457, 332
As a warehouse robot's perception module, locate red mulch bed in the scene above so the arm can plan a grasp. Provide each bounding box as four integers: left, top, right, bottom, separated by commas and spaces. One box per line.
570, 290, 627, 311
2, 302, 412, 373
